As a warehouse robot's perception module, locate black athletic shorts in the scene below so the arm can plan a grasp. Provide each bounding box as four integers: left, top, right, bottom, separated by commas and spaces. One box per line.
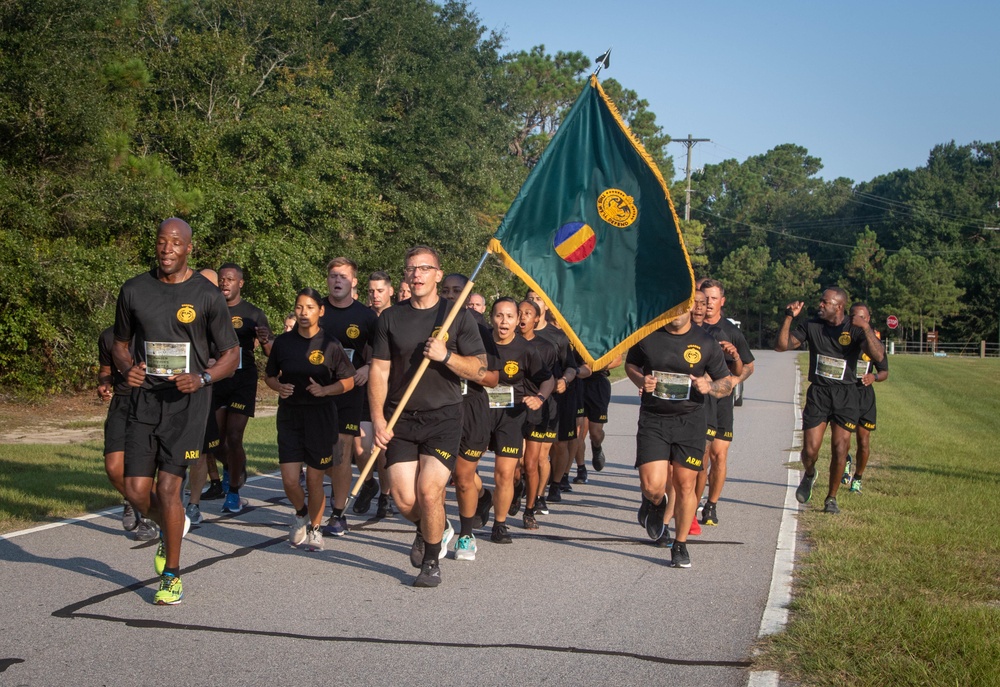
705, 395, 717, 441
213, 373, 257, 417
203, 390, 220, 454
802, 384, 860, 432
487, 406, 526, 460
525, 396, 558, 444
583, 375, 611, 423
858, 385, 877, 431
124, 386, 213, 478
459, 390, 491, 461
575, 380, 586, 419
103, 393, 130, 455
361, 392, 372, 423
386, 403, 463, 470
276, 403, 337, 471
556, 386, 578, 441
634, 410, 707, 472
335, 386, 364, 437
714, 394, 734, 442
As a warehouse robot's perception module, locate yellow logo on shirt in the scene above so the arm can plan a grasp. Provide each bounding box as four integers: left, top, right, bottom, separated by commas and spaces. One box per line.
684, 346, 702, 365
232, 316, 243, 329
839, 332, 852, 346
504, 361, 520, 377
177, 305, 196, 324
346, 324, 360, 339
308, 350, 325, 365
431, 327, 450, 342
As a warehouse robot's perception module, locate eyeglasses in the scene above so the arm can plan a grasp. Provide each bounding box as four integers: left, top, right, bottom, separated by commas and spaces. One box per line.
403, 264, 439, 276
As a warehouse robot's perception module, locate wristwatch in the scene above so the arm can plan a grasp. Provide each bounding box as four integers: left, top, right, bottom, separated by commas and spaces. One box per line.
200, 371, 212, 387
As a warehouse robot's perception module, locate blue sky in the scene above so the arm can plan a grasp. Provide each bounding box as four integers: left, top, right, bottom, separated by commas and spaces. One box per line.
466, 1, 999, 184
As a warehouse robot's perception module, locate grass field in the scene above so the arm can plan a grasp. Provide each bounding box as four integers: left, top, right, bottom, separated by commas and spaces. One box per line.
757, 355, 1000, 686
0, 410, 280, 534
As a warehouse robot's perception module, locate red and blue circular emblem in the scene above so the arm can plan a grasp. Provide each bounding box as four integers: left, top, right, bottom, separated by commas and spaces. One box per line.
553, 222, 596, 263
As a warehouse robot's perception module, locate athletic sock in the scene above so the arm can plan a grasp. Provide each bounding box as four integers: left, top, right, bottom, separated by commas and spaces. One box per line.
423, 540, 442, 564
295, 506, 308, 517
163, 566, 180, 577
332, 507, 344, 518
459, 515, 476, 538
229, 487, 239, 495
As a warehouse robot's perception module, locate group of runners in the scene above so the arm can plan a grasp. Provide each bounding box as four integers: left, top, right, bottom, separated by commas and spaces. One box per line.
101, 218, 887, 603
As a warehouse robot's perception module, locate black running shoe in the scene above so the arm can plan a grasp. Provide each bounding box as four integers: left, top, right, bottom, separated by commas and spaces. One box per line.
409, 530, 425, 569
547, 482, 562, 503
413, 560, 442, 588
572, 466, 588, 484
352, 478, 379, 514
535, 497, 549, 515
796, 470, 817, 504
638, 495, 651, 527
701, 501, 719, 526
201, 481, 225, 500
559, 475, 572, 493
508, 479, 524, 517
592, 444, 606, 471
490, 522, 512, 544
475, 488, 493, 529
375, 493, 393, 519
645, 497, 667, 540
121, 501, 138, 531
823, 497, 840, 514
670, 540, 692, 568
523, 510, 539, 530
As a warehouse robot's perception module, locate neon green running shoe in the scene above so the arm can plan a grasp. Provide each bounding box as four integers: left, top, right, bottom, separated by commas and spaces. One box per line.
849, 477, 862, 493
154, 539, 166, 576
154, 573, 183, 605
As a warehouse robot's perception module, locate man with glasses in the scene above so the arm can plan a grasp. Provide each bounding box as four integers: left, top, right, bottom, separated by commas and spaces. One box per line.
369, 246, 488, 587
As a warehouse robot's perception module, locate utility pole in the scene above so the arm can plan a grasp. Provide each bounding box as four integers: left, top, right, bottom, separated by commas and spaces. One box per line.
669, 134, 710, 221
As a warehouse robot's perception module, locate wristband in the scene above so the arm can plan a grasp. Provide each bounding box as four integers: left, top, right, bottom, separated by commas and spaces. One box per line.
537, 394, 546, 402
785, 307, 795, 318
442, 350, 452, 366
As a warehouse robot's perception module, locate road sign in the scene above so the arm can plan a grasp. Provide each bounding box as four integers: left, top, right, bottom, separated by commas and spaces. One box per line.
886, 315, 899, 329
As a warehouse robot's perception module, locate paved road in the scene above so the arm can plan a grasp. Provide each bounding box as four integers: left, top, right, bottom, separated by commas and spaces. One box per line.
0, 351, 798, 687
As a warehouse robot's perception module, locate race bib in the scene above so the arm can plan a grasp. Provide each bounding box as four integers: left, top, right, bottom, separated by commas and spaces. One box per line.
461, 379, 468, 396
816, 355, 847, 381
652, 370, 691, 401
855, 360, 871, 379
488, 385, 515, 409
145, 341, 190, 376
343, 348, 355, 365
237, 348, 243, 370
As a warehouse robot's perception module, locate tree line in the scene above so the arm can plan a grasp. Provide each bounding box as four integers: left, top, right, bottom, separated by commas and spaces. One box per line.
1, 0, 996, 393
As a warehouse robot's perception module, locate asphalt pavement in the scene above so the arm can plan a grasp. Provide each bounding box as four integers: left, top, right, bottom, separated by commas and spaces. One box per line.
0, 350, 799, 687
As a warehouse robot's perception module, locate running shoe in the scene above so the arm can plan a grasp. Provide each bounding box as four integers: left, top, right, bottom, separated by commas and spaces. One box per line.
572, 465, 588, 484
475, 489, 493, 529
689, 516, 702, 536
304, 526, 324, 552
638, 495, 651, 527
795, 470, 817, 504
701, 501, 719, 526
490, 522, 512, 544
535, 497, 549, 515
823, 497, 840, 514
201, 480, 225, 500
154, 573, 183, 605
547, 482, 562, 503
670, 541, 692, 568
352, 478, 379, 514
441, 519, 455, 554
154, 539, 166, 576
842, 454, 853, 485
454, 534, 477, 561
409, 530, 425, 568
375, 493, 393, 519
523, 510, 538, 530
508, 479, 524, 517
413, 560, 442, 588
645, 497, 667, 540
289, 514, 309, 546
185, 502, 203, 525
559, 475, 573, 493
122, 501, 138, 531
183, 512, 191, 538
592, 443, 606, 471
322, 514, 348, 537
849, 477, 862, 494
134, 517, 158, 541
221, 492, 242, 514
655, 528, 673, 548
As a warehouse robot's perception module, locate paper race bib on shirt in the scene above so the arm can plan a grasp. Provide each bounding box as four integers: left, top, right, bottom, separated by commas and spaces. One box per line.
488, 385, 515, 409
816, 354, 847, 381
145, 341, 191, 376
856, 360, 871, 379
652, 370, 691, 401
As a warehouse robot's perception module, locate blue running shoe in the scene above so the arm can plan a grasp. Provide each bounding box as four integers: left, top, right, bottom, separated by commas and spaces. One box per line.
221, 492, 242, 514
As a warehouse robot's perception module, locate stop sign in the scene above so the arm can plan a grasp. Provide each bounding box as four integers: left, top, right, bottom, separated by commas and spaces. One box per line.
886, 315, 899, 329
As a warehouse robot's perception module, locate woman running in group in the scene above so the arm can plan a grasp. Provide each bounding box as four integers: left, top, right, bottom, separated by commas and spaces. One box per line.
487, 298, 554, 543
517, 299, 560, 527
265, 288, 355, 552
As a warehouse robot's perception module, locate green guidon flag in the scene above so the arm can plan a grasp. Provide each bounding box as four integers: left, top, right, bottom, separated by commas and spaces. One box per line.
489, 75, 694, 369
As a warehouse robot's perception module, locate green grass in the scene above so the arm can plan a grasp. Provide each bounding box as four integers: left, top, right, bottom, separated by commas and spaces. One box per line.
757, 355, 1000, 686
0, 411, 279, 534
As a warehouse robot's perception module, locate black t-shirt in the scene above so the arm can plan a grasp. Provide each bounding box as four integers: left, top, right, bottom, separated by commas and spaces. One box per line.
855, 346, 889, 385
372, 298, 487, 413
534, 323, 576, 380
791, 317, 867, 386
707, 316, 756, 366
319, 298, 379, 371
465, 322, 501, 398
626, 325, 730, 417
228, 299, 270, 379
114, 270, 239, 391
494, 334, 552, 405
98, 327, 133, 396
265, 330, 356, 406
